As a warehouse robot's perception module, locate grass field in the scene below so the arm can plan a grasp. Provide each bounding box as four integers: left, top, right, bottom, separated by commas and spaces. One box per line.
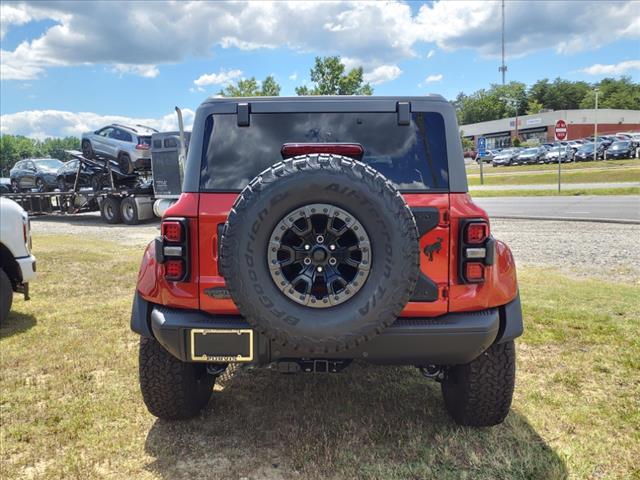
469, 187, 640, 197
1, 235, 639, 479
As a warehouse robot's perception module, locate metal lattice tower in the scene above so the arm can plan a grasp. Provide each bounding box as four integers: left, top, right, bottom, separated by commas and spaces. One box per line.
499, 0, 507, 84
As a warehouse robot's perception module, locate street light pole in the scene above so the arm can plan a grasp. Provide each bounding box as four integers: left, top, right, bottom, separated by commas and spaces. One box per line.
593, 88, 599, 162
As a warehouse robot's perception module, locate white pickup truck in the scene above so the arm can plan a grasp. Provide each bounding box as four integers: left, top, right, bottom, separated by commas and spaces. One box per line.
0, 197, 36, 324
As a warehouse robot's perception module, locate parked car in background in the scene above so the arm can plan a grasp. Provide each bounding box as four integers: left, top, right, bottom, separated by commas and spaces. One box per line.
567, 140, 584, 152
0, 197, 36, 324
575, 142, 606, 161
598, 136, 615, 149
55, 159, 139, 191
491, 148, 520, 166
514, 147, 546, 165
606, 141, 634, 160
476, 149, 495, 163
10, 158, 64, 192
81, 124, 156, 174
545, 146, 574, 163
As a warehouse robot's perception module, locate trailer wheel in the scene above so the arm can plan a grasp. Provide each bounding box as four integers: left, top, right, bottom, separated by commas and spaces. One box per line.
101, 197, 122, 224
121, 197, 140, 225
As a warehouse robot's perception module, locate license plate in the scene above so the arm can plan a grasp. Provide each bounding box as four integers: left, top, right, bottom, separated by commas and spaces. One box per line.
190, 329, 254, 362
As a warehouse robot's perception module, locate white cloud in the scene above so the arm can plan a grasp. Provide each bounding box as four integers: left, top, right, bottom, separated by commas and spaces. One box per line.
426, 49, 435, 59
1, 1, 638, 81
363, 65, 402, 85
414, 0, 640, 57
0, 109, 195, 140
288, 72, 298, 81
580, 60, 640, 75
111, 64, 160, 78
424, 74, 443, 84
193, 69, 242, 91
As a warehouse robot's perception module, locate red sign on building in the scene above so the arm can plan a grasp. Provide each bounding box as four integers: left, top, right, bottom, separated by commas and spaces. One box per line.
555, 119, 567, 141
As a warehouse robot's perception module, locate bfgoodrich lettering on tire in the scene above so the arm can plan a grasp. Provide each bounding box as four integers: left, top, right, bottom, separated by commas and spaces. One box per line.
220, 154, 420, 353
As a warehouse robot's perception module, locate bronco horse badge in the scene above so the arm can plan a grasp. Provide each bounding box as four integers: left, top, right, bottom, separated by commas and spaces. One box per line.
423, 237, 443, 261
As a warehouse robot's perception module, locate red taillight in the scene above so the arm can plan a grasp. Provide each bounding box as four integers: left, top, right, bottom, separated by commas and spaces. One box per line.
465, 262, 485, 282
136, 143, 150, 150
162, 221, 183, 242
158, 218, 189, 282
281, 143, 364, 160
465, 222, 488, 244
165, 259, 184, 280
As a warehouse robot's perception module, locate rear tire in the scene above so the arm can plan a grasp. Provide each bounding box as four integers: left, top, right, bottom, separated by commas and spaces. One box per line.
139, 336, 215, 420
100, 197, 122, 224
10, 179, 20, 192
121, 197, 140, 225
441, 340, 516, 427
0, 268, 13, 325
117, 153, 134, 174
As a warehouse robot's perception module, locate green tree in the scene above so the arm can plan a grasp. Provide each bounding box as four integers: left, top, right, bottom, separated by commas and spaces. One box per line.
0, 134, 80, 175
528, 78, 590, 110
526, 98, 544, 115
454, 82, 526, 124
218, 75, 282, 97
260, 75, 281, 96
296, 56, 373, 96
579, 76, 640, 110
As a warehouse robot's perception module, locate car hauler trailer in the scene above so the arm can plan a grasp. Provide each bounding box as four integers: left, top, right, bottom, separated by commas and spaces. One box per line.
1, 133, 187, 225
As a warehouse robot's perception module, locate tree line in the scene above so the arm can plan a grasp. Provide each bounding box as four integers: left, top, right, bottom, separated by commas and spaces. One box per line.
453, 76, 639, 125
2, 55, 638, 174
0, 135, 79, 176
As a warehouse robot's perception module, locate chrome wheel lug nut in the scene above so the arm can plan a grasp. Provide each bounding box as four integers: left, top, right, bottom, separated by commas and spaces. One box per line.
317, 266, 323, 273
329, 258, 337, 266
303, 258, 311, 265
329, 244, 336, 251
304, 244, 310, 250
316, 235, 324, 243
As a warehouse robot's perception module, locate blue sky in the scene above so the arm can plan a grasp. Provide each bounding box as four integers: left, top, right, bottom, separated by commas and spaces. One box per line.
1, 1, 638, 138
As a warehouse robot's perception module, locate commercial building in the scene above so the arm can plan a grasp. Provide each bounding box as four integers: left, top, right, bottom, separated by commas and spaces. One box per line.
460, 109, 640, 149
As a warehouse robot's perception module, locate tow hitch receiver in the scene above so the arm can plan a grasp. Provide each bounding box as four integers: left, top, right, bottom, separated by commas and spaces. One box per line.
275, 359, 352, 374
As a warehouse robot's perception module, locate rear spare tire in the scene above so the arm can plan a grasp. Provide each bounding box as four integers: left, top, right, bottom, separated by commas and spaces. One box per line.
220, 154, 420, 353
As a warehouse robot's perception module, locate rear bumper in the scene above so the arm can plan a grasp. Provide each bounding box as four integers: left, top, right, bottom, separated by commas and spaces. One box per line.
131, 293, 523, 366
16, 254, 36, 283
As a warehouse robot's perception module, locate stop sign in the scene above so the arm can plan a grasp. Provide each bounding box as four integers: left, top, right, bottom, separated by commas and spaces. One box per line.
555, 119, 567, 141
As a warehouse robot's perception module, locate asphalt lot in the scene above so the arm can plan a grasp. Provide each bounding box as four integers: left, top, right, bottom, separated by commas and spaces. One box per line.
475, 195, 640, 222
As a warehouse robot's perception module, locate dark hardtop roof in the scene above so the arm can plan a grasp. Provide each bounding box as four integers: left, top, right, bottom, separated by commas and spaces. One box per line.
200, 94, 447, 107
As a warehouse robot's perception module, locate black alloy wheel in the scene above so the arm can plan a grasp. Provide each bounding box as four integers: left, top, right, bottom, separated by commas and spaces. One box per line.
267, 203, 371, 308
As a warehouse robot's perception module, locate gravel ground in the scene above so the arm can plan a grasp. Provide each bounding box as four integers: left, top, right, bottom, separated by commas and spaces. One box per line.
30, 213, 639, 284
491, 219, 639, 284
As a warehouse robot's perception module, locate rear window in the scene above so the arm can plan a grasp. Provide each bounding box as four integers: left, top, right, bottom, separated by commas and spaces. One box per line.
200, 112, 449, 192
138, 136, 152, 146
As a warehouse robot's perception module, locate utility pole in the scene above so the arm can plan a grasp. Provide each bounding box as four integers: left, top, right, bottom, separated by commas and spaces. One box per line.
593, 88, 599, 162
499, 0, 507, 85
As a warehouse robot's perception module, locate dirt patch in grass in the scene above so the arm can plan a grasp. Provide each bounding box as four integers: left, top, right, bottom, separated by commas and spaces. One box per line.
1, 236, 638, 479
